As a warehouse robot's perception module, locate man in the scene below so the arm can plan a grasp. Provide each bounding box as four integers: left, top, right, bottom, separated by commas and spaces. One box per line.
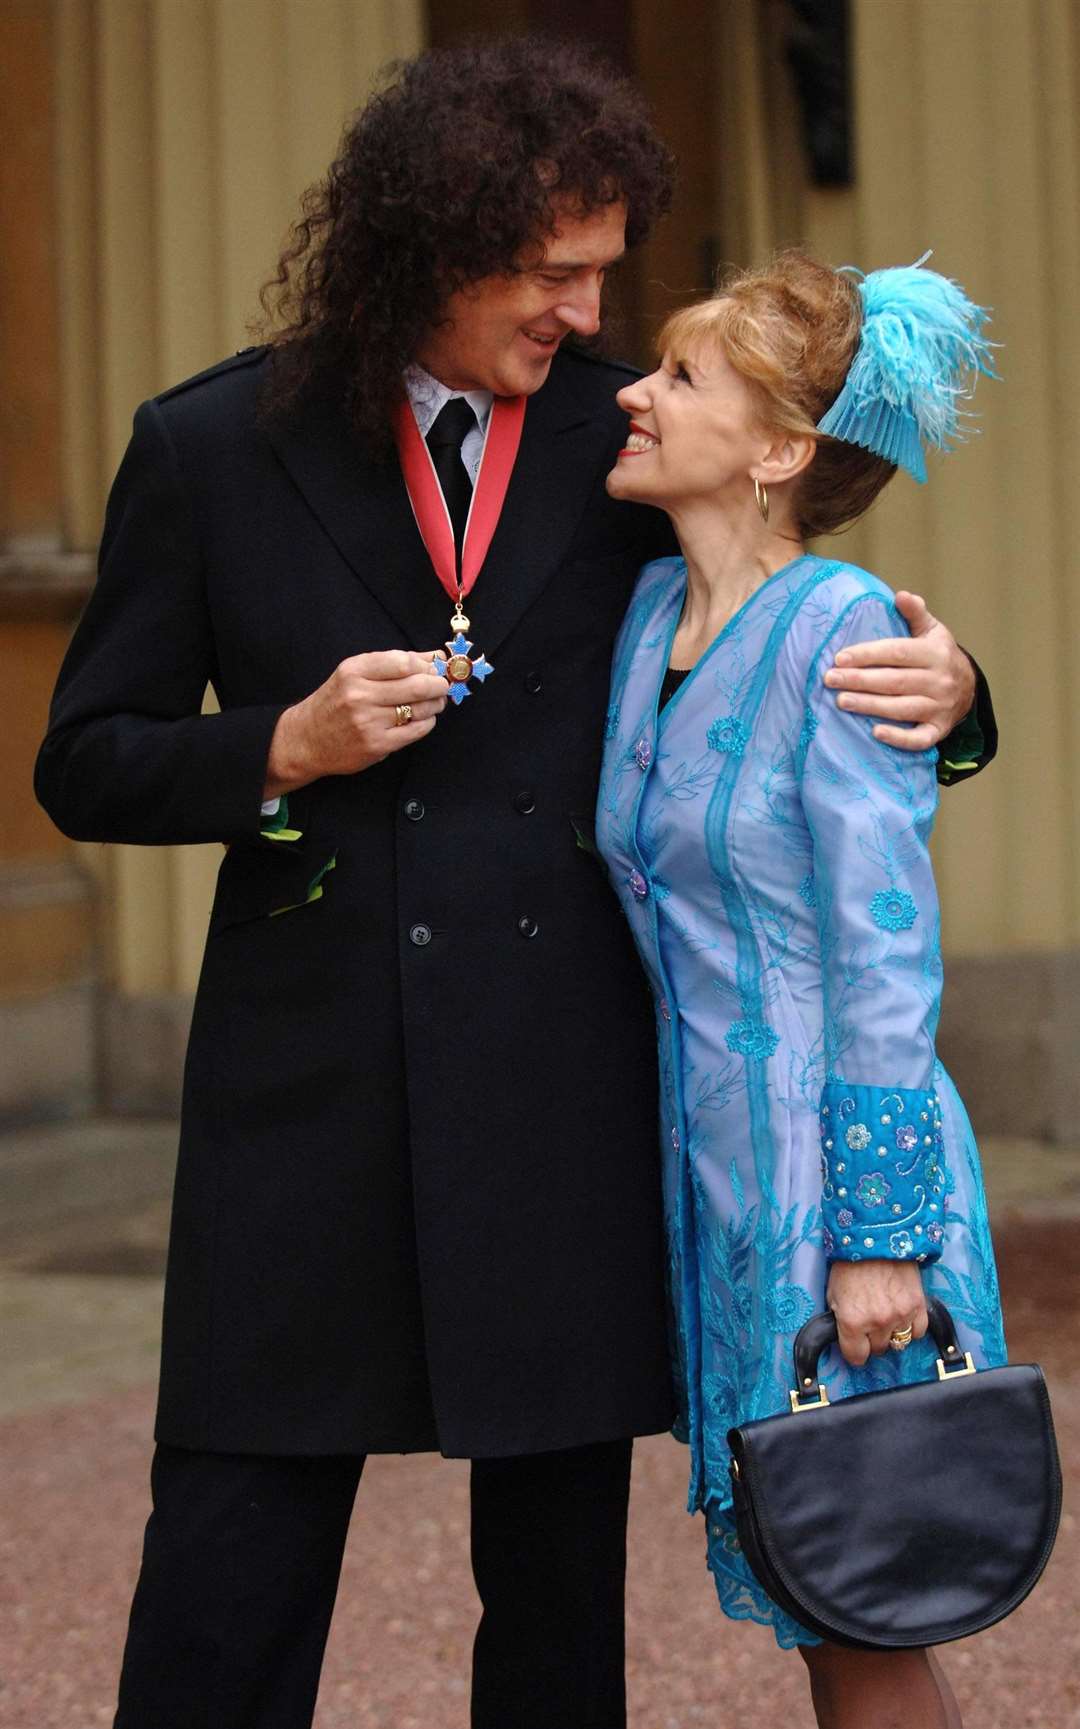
36, 38, 993, 1729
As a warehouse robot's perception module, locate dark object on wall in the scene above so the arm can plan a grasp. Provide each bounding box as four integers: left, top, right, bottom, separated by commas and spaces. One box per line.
784, 0, 853, 186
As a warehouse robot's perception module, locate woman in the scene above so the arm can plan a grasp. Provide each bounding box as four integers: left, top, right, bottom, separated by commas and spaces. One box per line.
597, 252, 1006, 1727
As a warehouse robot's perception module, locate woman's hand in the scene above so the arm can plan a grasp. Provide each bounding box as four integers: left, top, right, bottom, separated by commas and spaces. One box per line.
263, 651, 449, 798
826, 1258, 929, 1367
824, 591, 976, 751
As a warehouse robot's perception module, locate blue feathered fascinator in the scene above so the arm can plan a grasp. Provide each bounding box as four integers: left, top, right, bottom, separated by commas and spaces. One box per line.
816, 254, 997, 483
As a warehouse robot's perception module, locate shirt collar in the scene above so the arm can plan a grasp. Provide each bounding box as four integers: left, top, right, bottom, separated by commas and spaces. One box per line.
404, 363, 493, 441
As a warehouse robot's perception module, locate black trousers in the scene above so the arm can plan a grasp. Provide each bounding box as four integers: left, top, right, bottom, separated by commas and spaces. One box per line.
114, 1437, 632, 1729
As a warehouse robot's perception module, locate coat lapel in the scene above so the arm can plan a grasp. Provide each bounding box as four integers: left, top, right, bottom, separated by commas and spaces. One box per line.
266, 355, 618, 657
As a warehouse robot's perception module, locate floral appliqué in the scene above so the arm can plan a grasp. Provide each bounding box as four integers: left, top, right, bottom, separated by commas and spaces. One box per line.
895, 1123, 920, 1152
889, 1230, 915, 1257
707, 715, 749, 756
869, 888, 918, 932
766, 1283, 816, 1333
845, 1122, 873, 1151
725, 1018, 780, 1060
854, 1170, 892, 1207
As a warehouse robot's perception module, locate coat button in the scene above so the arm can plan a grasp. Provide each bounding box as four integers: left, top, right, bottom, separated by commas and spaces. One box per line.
404, 798, 425, 822
513, 790, 536, 814
409, 923, 432, 946
517, 916, 539, 939
524, 670, 543, 694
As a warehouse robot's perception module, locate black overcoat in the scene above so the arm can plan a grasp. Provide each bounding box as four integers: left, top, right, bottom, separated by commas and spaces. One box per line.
35, 346, 680, 1457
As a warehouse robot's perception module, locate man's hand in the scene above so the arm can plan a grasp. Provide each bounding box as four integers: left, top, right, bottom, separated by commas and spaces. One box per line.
824, 591, 976, 751
826, 1259, 929, 1368
264, 651, 449, 798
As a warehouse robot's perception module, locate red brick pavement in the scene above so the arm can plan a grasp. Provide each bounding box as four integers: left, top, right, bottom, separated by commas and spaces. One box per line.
2, 1222, 1077, 1729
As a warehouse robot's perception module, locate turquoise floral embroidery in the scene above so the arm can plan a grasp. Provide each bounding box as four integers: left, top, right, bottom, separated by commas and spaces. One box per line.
725, 1018, 780, 1060
855, 1170, 891, 1206
890, 1230, 915, 1256
765, 1283, 816, 1332
707, 715, 749, 756
798, 706, 818, 751
870, 888, 918, 932
798, 872, 816, 907
604, 702, 620, 741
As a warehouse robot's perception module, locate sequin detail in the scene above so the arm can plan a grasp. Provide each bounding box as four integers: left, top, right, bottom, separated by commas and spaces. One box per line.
855, 1171, 892, 1206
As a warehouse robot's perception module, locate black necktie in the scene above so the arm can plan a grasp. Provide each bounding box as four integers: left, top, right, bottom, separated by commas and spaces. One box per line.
426, 397, 476, 573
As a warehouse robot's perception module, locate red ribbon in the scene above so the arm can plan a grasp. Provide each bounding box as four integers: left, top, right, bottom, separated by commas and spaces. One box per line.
393, 393, 526, 603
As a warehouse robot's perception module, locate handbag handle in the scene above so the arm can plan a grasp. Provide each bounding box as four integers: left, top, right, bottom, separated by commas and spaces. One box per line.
790, 1296, 974, 1409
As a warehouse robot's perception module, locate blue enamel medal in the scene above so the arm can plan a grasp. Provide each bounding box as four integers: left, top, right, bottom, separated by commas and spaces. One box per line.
433, 603, 494, 705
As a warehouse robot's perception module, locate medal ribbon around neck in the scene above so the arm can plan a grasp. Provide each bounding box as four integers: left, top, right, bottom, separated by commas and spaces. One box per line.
393, 393, 526, 703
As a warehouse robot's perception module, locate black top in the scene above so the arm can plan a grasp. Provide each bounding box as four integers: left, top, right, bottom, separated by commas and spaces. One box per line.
660, 665, 691, 709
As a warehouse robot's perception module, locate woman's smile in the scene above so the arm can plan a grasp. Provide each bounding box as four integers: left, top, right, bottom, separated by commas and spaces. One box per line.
620, 421, 661, 455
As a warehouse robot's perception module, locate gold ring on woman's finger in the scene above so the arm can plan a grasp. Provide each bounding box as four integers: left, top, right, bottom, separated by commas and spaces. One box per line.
888, 1324, 915, 1351
394, 704, 413, 727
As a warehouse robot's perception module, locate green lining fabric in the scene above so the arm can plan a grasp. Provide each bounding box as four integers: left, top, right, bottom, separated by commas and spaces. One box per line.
937, 708, 985, 786
269, 855, 336, 918
260, 795, 302, 842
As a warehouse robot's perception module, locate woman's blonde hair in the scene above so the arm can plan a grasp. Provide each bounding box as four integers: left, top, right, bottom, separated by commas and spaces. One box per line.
658, 251, 897, 537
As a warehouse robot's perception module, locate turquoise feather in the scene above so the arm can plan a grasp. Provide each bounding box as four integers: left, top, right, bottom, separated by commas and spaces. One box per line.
817, 256, 997, 483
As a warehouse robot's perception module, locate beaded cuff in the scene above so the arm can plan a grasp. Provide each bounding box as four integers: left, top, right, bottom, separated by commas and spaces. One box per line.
818, 1082, 948, 1263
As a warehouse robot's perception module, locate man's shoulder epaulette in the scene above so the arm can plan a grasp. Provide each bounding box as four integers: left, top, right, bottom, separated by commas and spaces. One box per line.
156, 345, 269, 404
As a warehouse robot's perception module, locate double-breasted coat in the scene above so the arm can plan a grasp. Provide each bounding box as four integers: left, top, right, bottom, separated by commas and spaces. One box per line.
35, 345, 679, 1458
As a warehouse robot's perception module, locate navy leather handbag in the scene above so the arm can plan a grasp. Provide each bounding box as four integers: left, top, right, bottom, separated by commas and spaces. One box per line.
726, 1297, 1061, 1648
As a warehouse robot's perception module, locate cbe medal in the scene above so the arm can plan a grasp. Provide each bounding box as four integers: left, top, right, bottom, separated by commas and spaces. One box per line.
434, 599, 494, 706
394, 392, 527, 705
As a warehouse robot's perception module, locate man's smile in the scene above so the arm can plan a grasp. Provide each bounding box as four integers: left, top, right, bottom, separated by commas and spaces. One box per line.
521, 327, 563, 350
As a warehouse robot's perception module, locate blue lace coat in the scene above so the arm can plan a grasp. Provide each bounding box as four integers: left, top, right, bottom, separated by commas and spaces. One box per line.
597, 554, 1006, 1646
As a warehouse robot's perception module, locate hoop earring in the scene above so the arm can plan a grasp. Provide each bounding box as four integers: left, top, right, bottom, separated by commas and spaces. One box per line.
754, 478, 769, 523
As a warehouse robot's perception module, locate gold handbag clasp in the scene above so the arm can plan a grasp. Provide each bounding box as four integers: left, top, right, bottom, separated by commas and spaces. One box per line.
936, 1349, 977, 1380
789, 1383, 830, 1413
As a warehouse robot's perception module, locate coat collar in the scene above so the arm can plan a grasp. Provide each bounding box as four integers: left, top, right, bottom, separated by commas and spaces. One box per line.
265, 353, 621, 657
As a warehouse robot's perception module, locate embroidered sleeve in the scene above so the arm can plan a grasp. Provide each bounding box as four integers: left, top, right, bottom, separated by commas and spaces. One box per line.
798, 592, 950, 1265
818, 1082, 947, 1261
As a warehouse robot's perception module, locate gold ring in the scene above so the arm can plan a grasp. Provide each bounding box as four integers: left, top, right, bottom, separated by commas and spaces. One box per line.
888, 1324, 915, 1351
394, 704, 413, 727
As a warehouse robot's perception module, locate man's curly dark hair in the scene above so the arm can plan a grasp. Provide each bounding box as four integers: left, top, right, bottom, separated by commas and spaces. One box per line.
257, 36, 675, 451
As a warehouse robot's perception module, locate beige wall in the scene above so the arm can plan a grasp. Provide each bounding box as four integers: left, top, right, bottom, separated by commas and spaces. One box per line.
712, 0, 1079, 960
5, 0, 1077, 1123
53, 0, 423, 1000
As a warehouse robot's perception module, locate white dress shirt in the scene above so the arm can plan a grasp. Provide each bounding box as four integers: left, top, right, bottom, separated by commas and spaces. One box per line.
403, 363, 493, 486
